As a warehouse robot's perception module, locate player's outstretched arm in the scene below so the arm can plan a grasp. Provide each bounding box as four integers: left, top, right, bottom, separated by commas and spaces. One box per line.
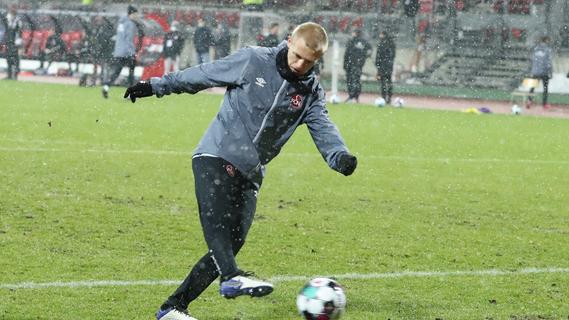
124, 81, 153, 103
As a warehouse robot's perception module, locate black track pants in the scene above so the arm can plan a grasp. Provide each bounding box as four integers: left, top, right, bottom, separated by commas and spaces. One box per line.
163, 156, 259, 310
378, 73, 393, 103
104, 56, 136, 87
346, 67, 363, 99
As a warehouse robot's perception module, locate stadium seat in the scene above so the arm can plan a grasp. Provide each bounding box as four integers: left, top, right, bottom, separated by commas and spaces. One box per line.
21, 29, 34, 54
418, 19, 429, 33
351, 16, 363, 29
338, 16, 351, 33
215, 12, 227, 25
327, 16, 338, 33
313, 15, 324, 25
226, 12, 239, 28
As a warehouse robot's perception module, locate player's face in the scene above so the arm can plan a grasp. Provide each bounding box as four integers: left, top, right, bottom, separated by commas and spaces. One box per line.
287, 36, 322, 76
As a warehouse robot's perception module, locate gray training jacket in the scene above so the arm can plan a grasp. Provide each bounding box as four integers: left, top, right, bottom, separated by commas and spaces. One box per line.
113, 16, 137, 58
150, 42, 351, 186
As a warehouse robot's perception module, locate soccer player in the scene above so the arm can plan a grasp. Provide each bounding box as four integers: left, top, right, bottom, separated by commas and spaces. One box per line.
102, 5, 138, 98
527, 35, 553, 109
375, 30, 396, 105
343, 29, 371, 103
4, 5, 22, 80
124, 22, 358, 320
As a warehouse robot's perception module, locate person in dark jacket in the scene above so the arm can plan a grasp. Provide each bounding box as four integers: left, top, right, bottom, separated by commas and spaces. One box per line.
527, 36, 553, 109
213, 22, 231, 60
404, 0, 420, 32
41, 30, 68, 71
90, 15, 115, 86
343, 29, 371, 103
375, 31, 396, 104
102, 5, 139, 98
163, 21, 185, 74
193, 18, 214, 64
4, 6, 22, 80
259, 22, 280, 47
124, 22, 357, 320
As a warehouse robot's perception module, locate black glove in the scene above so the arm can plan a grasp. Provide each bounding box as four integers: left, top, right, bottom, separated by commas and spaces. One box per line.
338, 152, 357, 176
123, 81, 153, 103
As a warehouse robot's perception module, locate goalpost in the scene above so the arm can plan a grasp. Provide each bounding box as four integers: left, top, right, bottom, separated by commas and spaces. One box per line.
328, 38, 340, 104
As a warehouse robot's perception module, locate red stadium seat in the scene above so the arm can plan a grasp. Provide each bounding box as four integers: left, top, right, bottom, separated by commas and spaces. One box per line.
313, 15, 324, 25
327, 16, 338, 32
215, 12, 227, 25
338, 16, 351, 33
418, 19, 430, 33
511, 28, 525, 40
21, 30, 34, 53
351, 16, 363, 29
508, 0, 530, 14
226, 12, 239, 28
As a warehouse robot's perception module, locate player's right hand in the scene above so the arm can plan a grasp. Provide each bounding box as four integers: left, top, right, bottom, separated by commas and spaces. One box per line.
124, 81, 153, 103
338, 152, 357, 176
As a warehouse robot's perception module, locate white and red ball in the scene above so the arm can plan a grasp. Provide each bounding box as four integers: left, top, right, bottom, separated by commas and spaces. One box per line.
296, 277, 346, 320
393, 97, 405, 108
374, 97, 386, 107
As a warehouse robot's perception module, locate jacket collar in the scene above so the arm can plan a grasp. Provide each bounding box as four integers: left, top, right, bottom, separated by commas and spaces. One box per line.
275, 43, 318, 95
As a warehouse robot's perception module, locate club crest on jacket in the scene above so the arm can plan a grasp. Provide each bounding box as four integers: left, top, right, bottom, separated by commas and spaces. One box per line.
290, 94, 303, 110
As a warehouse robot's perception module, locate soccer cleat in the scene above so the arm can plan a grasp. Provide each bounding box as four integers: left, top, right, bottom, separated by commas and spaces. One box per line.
156, 307, 197, 320
220, 271, 274, 299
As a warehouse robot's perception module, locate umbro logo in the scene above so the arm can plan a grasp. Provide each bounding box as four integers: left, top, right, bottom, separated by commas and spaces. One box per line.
255, 77, 266, 87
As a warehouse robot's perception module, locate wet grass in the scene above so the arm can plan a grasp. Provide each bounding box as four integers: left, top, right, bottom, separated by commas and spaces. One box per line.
1, 81, 568, 319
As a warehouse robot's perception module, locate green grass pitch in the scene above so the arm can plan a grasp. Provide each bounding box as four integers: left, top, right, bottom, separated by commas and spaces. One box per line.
1, 81, 568, 319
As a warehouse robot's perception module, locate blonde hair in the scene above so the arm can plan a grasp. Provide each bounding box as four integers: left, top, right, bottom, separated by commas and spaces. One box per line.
291, 22, 328, 54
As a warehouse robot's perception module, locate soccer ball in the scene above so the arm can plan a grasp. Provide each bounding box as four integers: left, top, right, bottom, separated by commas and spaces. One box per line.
374, 97, 386, 107
296, 278, 346, 320
511, 104, 522, 115
329, 95, 341, 105
393, 97, 405, 108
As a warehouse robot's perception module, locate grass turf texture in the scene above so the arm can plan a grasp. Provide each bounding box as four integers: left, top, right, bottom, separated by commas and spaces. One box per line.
1, 81, 568, 319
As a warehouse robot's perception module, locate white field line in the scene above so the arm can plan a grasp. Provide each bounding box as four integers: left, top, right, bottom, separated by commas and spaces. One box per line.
1, 267, 569, 290
1, 146, 569, 165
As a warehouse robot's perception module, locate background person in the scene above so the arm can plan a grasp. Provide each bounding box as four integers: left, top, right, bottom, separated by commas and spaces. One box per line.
102, 5, 139, 98
343, 28, 371, 103
193, 18, 214, 64
527, 35, 553, 109
375, 30, 396, 104
90, 15, 115, 86
163, 21, 185, 74
40, 29, 68, 73
123, 22, 357, 320
259, 22, 280, 47
409, 34, 426, 73
4, 5, 22, 80
213, 21, 231, 60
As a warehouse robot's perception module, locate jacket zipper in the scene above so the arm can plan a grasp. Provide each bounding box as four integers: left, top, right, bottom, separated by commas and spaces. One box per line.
253, 80, 288, 144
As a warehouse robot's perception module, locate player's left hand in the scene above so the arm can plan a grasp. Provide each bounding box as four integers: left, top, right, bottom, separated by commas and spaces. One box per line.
124, 81, 153, 103
338, 152, 357, 176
